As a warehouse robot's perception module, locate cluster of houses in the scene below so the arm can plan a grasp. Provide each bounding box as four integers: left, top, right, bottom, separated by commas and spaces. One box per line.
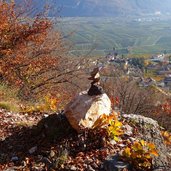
147, 54, 171, 90
105, 51, 171, 92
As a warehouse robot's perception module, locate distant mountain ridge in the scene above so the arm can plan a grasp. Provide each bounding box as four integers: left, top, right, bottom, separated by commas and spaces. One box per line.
30, 0, 171, 17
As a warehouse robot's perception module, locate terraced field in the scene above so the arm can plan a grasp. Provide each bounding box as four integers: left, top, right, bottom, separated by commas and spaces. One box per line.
58, 17, 171, 56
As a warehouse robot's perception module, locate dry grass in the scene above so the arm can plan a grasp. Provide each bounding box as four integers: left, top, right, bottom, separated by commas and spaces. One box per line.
0, 83, 20, 112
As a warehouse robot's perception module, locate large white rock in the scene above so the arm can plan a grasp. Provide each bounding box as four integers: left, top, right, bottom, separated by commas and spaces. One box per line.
64, 91, 111, 132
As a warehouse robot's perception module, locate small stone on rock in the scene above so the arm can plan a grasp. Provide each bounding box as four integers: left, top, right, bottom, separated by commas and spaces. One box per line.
70, 165, 77, 170
29, 146, 37, 154
50, 150, 55, 158
110, 140, 117, 145
11, 156, 19, 162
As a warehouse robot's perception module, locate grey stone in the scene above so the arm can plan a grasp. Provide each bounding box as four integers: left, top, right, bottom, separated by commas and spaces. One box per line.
29, 146, 37, 154
70, 165, 77, 170
123, 124, 133, 136
122, 114, 169, 170
41, 157, 52, 165
11, 156, 19, 162
50, 150, 55, 158
103, 155, 130, 171
87, 165, 96, 171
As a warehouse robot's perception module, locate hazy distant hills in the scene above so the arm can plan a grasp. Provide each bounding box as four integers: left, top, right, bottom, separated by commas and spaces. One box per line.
15, 0, 171, 55
29, 0, 171, 17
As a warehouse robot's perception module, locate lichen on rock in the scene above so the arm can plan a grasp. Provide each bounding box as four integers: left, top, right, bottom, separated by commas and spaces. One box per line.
122, 114, 169, 170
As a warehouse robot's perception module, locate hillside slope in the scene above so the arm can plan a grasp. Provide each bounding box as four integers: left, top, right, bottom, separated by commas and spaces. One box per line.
30, 0, 171, 17
58, 18, 171, 55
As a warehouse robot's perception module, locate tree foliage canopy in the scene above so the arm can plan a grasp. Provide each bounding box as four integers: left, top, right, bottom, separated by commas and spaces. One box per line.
0, 1, 68, 99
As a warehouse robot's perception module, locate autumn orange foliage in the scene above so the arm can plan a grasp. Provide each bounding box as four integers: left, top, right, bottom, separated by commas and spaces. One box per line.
160, 99, 171, 115
122, 140, 158, 170
151, 99, 171, 130
0, 1, 67, 99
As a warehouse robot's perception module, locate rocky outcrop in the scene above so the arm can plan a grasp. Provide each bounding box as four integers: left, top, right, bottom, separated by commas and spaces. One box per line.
122, 114, 170, 171
64, 91, 111, 132
35, 112, 75, 141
